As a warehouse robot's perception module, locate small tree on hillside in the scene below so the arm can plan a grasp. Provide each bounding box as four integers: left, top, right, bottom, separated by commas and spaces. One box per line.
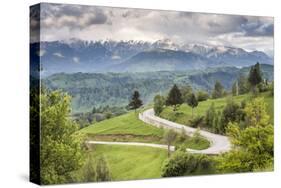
163, 129, 177, 157
154, 95, 166, 116
197, 90, 209, 102
128, 90, 143, 113
166, 84, 183, 111
95, 156, 111, 182
187, 93, 199, 119
212, 80, 224, 99
205, 102, 216, 128
248, 62, 262, 94
232, 81, 239, 96
237, 74, 250, 95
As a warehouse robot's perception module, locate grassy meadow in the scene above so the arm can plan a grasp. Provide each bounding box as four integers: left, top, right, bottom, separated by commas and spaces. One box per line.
89, 145, 168, 180
160, 91, 273, 126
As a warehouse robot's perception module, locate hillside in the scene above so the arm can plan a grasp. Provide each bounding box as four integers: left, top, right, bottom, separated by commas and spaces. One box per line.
160, 91, 274, 127
80, 111, 210, 150
43, 65, 273, 113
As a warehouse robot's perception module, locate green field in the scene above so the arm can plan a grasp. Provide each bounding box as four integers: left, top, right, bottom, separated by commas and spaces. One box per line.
80, 111, 210, 149
80, 111, 164, 143
90, 145, 168, 180
160, 91, 274, 126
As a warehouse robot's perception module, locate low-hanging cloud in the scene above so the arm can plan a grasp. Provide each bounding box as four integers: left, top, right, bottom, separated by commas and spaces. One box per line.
33, 3, 273, 55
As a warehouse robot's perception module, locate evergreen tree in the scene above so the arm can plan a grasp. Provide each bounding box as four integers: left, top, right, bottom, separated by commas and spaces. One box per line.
187, 93, 199, 118
128, 90, 143, 113
166, 84, 183, 111
212, 80, 224, 99
248, 62, 262, 93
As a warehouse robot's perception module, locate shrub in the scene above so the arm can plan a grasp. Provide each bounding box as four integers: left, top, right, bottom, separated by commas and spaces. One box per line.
189, 116, 204, 128
161, 151, 214, 177
197, 91, 209, 102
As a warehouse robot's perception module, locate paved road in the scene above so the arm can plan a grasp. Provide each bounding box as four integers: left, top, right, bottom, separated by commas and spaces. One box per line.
139, 109, 231, 155
86, 140, 176, 151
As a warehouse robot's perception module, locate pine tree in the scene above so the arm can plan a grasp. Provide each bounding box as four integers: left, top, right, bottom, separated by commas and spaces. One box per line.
128, 90, 143, 113
187, 93, 199, 118
248, 62, 262, 93
166, 84, 183, 111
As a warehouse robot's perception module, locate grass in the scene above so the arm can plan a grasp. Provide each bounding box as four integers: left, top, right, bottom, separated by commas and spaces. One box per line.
80, 111, 164, 143
160, 91, 274, 126
80, 110, 210, 150
90, 145, 168, 181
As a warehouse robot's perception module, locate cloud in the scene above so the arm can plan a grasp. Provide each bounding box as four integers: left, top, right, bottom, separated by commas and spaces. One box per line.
53, 52, 64, 58
73, 57, 80, 63
38, 3, 273, 55
40, 3, 108, 30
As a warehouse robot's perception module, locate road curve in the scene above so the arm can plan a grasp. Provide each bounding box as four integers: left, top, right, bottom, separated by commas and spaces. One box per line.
139, 108, 231, 155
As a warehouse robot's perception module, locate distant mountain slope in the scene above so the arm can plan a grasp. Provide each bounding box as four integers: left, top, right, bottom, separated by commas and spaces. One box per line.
32, 39, 273, 76
43, 64, 273, 113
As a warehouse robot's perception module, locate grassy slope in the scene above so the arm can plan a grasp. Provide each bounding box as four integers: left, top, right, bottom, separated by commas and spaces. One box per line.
80, 111, 164, 141
91, 145, 167, 180
160, 91, 273, 125
80, 110, 210, 149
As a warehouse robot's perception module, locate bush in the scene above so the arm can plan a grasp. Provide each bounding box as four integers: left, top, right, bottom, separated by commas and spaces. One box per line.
197, 91, 209, 102
189, 116, 204, 128
161, 151, 213, 177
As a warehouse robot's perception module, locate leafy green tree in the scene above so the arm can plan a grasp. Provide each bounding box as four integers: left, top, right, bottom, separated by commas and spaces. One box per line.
197, 90, 209, 102
163, 129, 178, 157
187, 93, 199, 118
205, 103, 216, 128
166, 84, 183, 111
180, 85, 193, 102
161, 150, 213, 177
40, 91, 85, 184
237, 74, 250, 94
153, 95, 166, 116
95, 156, 111, 182
216, 98, 273, 172
232, 81, 239, 96
213, 110, 222, 134
128, 90, 143, 113
248, 62, 262, 94
212, 80, 224, 99
220, 99, 243, 134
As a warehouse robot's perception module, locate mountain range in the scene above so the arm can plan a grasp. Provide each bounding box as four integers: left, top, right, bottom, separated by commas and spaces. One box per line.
31, 38, 273, 76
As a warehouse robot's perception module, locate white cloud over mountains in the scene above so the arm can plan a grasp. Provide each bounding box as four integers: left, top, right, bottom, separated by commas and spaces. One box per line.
30, 3, 274, 55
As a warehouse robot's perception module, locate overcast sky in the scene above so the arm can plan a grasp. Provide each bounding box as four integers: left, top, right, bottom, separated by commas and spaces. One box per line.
31, 3, 274, 56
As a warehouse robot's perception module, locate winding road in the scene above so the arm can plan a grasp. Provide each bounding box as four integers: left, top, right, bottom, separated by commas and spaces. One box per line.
87, 108, 231, 155
139, 109, 231, 155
